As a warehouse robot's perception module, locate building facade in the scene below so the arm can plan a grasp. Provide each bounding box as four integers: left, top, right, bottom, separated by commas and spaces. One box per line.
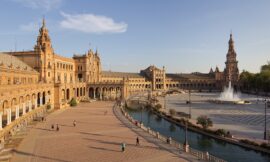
0, 19, 239, 136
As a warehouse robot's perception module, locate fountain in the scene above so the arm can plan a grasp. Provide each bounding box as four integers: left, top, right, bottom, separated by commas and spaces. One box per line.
210, 81, 249, 104
219, 81, 240, 101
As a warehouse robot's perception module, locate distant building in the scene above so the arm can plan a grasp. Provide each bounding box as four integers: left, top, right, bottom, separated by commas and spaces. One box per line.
0, 18, 239, 131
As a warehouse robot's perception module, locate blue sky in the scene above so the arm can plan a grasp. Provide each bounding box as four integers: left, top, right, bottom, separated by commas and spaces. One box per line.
0, 0, 269, 73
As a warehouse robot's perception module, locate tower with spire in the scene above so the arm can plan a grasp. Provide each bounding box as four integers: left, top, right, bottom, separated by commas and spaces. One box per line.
34, 18, 55, 83
223, 32, 239, 88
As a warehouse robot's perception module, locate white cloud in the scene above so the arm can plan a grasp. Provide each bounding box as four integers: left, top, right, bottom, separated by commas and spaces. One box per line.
12, 0, 63, 10
60, 12, 128, 34
19, 21, 39, 32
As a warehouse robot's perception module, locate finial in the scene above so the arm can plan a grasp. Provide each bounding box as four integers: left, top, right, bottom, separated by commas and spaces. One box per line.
230, 30, 233, 38
95, 47, 98, 55
42, 16, 46, 27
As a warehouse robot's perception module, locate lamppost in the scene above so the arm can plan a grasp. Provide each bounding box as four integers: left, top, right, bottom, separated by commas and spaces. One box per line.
188, 89, 191, 119
264, 99, 270, 140
164, 94, 166, 109
141, 105, 144, 124
183, 118, 189, 152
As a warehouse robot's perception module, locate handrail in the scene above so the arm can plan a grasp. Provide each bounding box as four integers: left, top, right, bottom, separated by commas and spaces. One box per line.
117, 104, 227, 162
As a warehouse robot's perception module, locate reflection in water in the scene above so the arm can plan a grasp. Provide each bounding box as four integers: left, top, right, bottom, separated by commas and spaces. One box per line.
155, 116, 162, 123
197, 136, 213, 149
169, 123, 176, 132
126, 108, 270, 162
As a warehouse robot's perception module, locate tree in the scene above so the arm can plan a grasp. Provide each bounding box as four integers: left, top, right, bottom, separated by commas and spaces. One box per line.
260, 61, 270, 72
69, 98, 77, 107
196, 115, 213, 129
169, 108, 176, 116
155, 104, 162, 110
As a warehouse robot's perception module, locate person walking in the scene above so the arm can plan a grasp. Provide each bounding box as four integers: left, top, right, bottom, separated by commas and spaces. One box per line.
56, 124, 59, 131
73, 120, 76, 127
121, 142, 126, 152
51, 124, 54, 130
136, 137, 140, 146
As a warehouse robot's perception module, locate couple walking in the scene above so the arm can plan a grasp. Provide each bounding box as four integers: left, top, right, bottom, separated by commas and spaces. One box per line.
121, 137, 140, 152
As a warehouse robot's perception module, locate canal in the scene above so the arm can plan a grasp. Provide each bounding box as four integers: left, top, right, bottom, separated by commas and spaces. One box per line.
126, 109, 270, 162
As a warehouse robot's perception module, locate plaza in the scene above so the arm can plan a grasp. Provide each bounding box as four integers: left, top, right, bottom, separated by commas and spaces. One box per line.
161, 93, 270, 141
10, 101, 193, 162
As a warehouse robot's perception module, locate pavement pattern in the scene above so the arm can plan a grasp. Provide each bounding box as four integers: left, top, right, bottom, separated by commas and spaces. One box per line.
11, 101, 191, 162
160, 93, 270, 141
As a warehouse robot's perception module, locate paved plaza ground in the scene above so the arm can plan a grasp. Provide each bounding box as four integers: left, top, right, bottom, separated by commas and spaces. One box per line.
10, 101, 191, 162
160, 93, 270, 141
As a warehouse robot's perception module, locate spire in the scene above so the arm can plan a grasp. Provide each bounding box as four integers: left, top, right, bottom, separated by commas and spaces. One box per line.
209, 67, 214, 73
228, 32, 235, 54
34, 17, 53, 53
42, 16, 46, 28
95, 48, 99, 56
215, 66, 219, 72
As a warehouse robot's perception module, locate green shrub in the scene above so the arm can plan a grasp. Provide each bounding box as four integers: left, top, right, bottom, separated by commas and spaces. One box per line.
46, 104, 51, 110
215, 129, 227, 136
69, 98, 77, 107
260, 142, 270, 149
155, 104, 162, 110
169, 108, 176, 116
196, 115, 213, 129
239, 139, 259, 146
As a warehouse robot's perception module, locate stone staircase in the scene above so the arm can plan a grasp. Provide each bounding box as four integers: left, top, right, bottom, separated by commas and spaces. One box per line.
0, 121, 38, 162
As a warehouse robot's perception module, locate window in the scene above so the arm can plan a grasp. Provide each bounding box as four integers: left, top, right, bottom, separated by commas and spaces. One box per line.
57, 73, 61, 81
64, 73, 67, 82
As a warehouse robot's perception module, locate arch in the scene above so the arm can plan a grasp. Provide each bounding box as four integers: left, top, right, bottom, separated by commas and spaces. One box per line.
42, 91, 46, 105
89, 87, 94, 99
80, 87, 82, 96
37, 92, 41, 106
66, 89, 70, 100
95, 87, 101, 98
2, 100, 9, 110
61, 89, 65, 101
11, 98, 17, 108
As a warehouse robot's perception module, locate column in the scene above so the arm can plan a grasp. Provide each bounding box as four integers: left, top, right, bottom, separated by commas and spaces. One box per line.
29, 101, 32, 112
93, 91, 96, 99
100, 89, 103, 100
39, 97, 42, 106
48, 95, 51, 103
23, 103, 26, 115
15, 106, 19, 119
45, 95, 48, 104
0, 112, 2, 130
35, 99, 38, 109
6, 108, 11, 125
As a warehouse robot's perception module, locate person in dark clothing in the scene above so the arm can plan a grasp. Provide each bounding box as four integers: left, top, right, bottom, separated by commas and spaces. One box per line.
56, 124, 59, 131
51, 124, 54, 130
136, 137, 140, 146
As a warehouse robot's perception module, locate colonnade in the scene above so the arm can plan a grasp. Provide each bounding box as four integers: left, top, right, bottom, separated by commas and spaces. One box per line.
0, 92, 52, 130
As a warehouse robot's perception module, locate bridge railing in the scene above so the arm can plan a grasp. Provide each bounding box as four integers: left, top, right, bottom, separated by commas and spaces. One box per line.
118, 105, 227, 162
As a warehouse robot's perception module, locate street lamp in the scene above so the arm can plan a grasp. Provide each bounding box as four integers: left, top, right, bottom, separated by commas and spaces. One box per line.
264, 99, 270, 140
188, 89, 191, 119
140, 105, 144, 124
164, 94, 166, 109
183, 118, 189, 153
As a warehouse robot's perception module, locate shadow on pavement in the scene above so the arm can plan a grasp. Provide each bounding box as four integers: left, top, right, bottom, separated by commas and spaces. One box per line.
13, 149, 71, 162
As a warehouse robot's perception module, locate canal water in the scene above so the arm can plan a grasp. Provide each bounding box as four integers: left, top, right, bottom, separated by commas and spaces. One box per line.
126, 109, 270, 162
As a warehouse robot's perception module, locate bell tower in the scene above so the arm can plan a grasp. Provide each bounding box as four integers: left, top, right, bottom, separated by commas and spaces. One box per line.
224, 33, 239, 87
34, 18, 55, 83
